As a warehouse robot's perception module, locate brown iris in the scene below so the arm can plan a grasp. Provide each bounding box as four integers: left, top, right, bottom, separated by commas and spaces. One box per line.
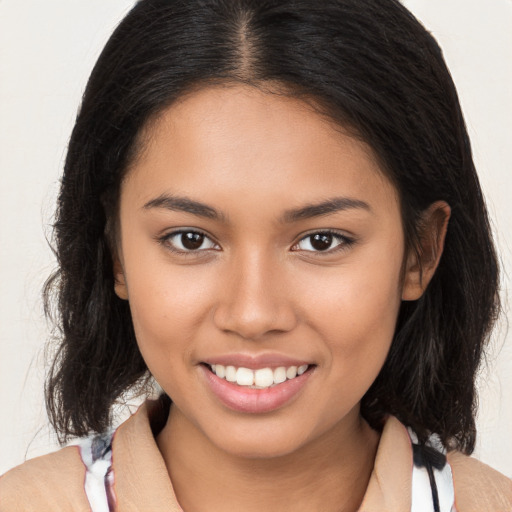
310, 233, 334, 251
181, 232, 205, 250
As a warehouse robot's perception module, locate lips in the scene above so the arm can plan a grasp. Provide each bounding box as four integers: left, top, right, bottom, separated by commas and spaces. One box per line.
200, 357, 315, 414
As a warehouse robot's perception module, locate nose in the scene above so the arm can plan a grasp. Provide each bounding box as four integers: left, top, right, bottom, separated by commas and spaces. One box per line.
212, 250, 298, 340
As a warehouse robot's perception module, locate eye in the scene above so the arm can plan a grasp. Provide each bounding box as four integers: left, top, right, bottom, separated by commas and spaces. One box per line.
161, 230, 219, 253
292, 231, 354, 253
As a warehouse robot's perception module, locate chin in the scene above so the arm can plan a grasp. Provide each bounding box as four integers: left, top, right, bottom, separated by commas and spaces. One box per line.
199, 412, 329, 461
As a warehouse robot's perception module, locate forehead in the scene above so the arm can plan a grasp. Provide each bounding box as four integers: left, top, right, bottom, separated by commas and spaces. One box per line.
123, 84, 400, 220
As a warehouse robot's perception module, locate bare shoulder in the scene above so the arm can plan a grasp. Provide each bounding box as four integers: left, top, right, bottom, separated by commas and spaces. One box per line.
0, 445, 90, 512
448, 451, 512, 512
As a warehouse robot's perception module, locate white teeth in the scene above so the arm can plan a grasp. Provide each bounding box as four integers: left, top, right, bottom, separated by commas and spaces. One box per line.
210, 363, 310, 389
215, 364, 225, 379
297, 364, 308, 375
286, 366, 297, 379
254, 368, 274, 387
236, 367, 254, 386
273, 367, 287, 384
225, 365, 236, 382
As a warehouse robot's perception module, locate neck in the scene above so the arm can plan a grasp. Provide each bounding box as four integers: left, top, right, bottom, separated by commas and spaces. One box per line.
157, 405, 379, 512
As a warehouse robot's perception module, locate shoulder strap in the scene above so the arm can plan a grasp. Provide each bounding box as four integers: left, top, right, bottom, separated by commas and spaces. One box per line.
78, 432, 115, 512
412, 443, 455, 512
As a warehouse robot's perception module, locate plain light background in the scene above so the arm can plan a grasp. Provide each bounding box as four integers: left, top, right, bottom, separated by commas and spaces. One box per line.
1, 0, 511, 477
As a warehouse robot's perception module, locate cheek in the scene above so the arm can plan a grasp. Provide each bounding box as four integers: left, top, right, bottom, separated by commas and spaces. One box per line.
299, 243, 403, 375
302, 247, 402, 327
128, 278, 203, 342
123, 254, 223, 381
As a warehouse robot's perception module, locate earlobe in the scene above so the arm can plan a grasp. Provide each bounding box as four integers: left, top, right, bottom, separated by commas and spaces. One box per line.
401, 201, 451, 301
113, 256, 129, 300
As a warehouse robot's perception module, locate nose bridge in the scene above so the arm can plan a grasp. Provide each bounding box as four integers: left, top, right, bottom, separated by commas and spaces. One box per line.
213, 246, 296, 339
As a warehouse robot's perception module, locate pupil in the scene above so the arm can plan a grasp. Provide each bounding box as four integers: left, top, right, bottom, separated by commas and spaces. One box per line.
182, 232, 204, 250
311, 233, 332, 251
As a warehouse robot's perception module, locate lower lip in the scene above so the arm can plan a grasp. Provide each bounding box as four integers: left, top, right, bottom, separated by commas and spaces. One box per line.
200, 365, 313, 414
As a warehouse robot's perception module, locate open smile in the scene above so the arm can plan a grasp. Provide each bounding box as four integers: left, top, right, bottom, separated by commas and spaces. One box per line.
207, 363, 310, 389
200, 362, 316, 413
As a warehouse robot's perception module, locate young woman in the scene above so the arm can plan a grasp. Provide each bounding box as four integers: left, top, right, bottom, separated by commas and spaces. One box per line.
1, 0, 511, 510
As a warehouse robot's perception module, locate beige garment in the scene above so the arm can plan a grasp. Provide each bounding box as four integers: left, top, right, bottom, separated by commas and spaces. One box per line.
1, 401, 511, 511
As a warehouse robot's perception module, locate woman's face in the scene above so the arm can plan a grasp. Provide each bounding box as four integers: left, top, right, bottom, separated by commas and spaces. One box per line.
115, 84, 414, 458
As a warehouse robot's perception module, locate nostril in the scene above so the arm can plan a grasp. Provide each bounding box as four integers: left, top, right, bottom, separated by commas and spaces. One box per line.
212, 304, 298, 341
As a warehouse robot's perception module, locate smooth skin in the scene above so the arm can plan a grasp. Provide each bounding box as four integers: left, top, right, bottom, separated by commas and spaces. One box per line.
114, 84, 450, 512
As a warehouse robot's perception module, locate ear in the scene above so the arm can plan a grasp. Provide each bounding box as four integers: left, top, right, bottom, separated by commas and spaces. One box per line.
113, 253, 129, 300
401, 201, 451, 301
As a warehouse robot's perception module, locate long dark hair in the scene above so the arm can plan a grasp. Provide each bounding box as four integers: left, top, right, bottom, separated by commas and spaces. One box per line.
44, 0, 499, 453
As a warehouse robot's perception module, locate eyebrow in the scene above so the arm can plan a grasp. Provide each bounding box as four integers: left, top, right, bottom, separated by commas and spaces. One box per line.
143, 194, 226, 221
280, 197, 372, 223
143, 194, 371, 223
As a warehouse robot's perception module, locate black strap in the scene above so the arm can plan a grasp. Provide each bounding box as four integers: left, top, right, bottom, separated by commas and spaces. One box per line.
413, 444, 447, 512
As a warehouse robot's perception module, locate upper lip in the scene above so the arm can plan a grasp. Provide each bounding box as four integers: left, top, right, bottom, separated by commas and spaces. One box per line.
202, 353, 313, 369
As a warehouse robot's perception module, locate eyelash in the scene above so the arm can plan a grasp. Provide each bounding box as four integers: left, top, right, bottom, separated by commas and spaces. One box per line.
291, 230, 355, 254
158, 229, 355, 256
158, 229, 220, 256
